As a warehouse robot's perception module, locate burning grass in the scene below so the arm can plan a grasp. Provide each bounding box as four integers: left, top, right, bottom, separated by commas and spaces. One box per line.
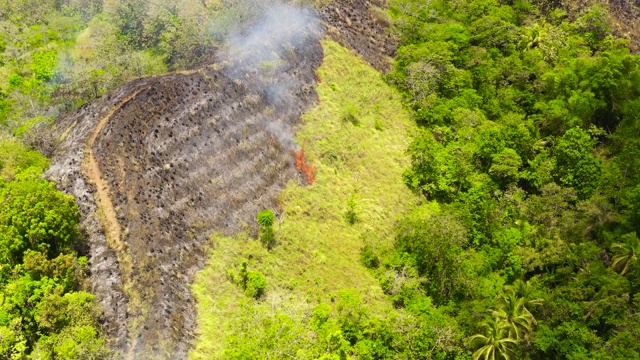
191, 40, 419, 358
294, 149, 316, 184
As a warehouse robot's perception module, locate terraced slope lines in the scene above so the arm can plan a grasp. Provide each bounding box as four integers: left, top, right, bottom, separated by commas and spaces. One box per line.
46, 4, 323, 358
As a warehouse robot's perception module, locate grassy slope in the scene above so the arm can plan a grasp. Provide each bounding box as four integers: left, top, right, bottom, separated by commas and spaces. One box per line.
190, 39, 420, 358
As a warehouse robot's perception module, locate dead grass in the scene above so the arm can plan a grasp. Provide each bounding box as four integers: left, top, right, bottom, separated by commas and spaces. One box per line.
190, 39, 420, 358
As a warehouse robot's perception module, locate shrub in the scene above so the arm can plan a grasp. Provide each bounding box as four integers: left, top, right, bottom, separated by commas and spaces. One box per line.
346, 196, 358, 224
257, 210, 276, 249
342, 102, 360, 126
361, 244, 380, 269
235, 261, 266, 299
245, 270, 267, 299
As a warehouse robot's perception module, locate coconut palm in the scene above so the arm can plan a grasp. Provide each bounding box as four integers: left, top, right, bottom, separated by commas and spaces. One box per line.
492, 291, 534, 340
504, 279, 543, 323
468, 317, 518, 360
612, 232, 640, 275
524, 23, 544, 50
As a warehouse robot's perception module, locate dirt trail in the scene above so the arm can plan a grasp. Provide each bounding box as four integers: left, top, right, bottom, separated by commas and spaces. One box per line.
84, 89, 147, 253
82, 88, 148, 359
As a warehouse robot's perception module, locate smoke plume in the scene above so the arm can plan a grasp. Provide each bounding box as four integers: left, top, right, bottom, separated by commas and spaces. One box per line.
217, 2, 322, 150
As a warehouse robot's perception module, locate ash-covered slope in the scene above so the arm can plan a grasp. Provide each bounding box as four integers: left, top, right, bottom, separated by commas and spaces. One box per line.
322, 0, 398, 73
47, 5, 323, 358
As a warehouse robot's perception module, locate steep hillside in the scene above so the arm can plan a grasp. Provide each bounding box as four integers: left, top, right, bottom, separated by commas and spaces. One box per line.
558, 0, 640, 51
43, 1, 398, 358
191, 39, 418, 358
321, 0, 398, 72
46, 10, 323, 358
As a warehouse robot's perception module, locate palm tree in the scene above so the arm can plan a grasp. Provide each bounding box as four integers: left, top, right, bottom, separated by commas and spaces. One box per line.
504, 279, 543, 323
468, 317, 518, 360
612, 232, 640, 275
492, 291, 533, 340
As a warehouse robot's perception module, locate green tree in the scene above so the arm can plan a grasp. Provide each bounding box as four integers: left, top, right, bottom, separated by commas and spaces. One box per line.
552, 127, 601, 199
257, 210, 275, 249
489, 148, 522, 185
468, 317, 518, 360
492, 291, 533, 340
612, 232, 639, 275
504, 279, 543, 320
31, 50, 58, 82
395, 212, 471, 303
0, 175, 80, 266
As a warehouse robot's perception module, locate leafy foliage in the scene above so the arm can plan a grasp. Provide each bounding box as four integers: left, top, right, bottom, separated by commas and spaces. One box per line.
468, 317, 518, 360
230, 261, 267, 299
257, 210, 276, 249
0, 174, 80, 266
383, 0, 640, 358
0, 137, 108, 357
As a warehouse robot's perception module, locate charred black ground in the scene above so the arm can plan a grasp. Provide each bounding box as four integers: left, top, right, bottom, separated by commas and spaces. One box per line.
321, 0, 398, 73
48, 35, 323, 360
45, 1, 396, 358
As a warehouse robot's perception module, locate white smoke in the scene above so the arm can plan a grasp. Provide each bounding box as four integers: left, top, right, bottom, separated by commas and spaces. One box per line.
217, 2, 322, 150
221, 3, 321, 73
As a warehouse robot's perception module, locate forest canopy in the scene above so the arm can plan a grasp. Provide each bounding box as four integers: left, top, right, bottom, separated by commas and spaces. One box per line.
1, 0, 640, 358
381, 0, 640, 358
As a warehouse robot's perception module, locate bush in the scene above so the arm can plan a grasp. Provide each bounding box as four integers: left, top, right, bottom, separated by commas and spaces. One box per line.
346, 196, 358, 224
342, 102, 360, 126
235, 261, 267, 299
361, 244, 380, 269
245, 271, 266, 299
257, 210, 275, 249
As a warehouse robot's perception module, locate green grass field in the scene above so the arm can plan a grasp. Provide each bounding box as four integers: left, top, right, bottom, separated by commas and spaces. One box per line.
190, 39, 420, 358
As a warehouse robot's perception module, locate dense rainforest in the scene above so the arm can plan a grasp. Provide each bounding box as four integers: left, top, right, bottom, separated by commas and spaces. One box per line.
384, 0, 640, 358
1, 0, 640, 358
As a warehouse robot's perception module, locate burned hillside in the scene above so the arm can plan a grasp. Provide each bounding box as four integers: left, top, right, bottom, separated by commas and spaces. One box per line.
47, 9, 323, 359
42, 0, 400, 358
321, 0, 398, 72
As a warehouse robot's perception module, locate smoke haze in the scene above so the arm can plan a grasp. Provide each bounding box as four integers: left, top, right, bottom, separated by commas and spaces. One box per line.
217, 2, 322, 150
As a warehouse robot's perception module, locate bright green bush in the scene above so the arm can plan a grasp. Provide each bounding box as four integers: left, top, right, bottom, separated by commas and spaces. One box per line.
245, 271, 266, 299
257, 210, 275, 249
234, 261, 267, 299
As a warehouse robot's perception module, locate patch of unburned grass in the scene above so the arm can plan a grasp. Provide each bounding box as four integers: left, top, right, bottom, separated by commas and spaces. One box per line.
190, 40, 420, 358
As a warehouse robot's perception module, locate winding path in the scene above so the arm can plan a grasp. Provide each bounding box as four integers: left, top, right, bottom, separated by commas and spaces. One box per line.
84, 89, 146, 252
82, 88, 147, 359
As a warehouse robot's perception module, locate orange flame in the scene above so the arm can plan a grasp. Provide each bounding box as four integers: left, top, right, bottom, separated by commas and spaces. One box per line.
294, 149, 316, 185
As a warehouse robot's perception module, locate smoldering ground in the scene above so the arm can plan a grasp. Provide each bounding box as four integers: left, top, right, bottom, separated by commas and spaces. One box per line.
45, 1, 324, 359
217, 1, 322, 151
